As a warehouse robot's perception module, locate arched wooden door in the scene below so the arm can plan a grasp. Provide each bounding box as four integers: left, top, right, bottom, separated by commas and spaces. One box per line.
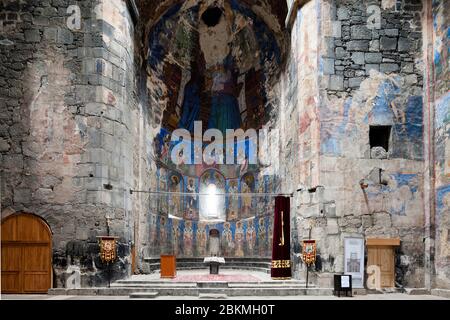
1, 213, 52, 293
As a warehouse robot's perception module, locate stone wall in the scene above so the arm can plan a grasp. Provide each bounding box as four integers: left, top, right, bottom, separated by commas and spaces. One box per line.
315, 0, 425, 288
0, 0, 155, 287
276, 0, 427, 288
274, 0, 322, 279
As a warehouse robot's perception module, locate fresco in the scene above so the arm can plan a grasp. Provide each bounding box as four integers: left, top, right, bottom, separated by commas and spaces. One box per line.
184, 176, 199, 220
168, 171, 183, 218
436, 185, 450, 258
320, 74, 423, 160
364, 173, 421, 216
433, 0, 450, 282
147, 212, 274, 258
147, 1, 284, 258
240, 172, 255, 218
226, 179, 239, 221
432, 0, 450, 99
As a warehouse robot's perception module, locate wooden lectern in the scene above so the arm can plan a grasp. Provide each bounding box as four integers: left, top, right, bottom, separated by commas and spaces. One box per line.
160, 255, 176, 278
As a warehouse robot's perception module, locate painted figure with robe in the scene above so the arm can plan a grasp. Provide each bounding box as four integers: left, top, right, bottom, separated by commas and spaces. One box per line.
183, 221, 194, 256
172, 219, 180, 255
196, 223, 207, 256
207, 55, 242, 135
235, 221, 244, 257
185, 177, 198, 220
222, 222, 234, 256
246, 218, 256, 256
241, 173, 254, 217
169, 173, 182, 217
258, 217, 267, 256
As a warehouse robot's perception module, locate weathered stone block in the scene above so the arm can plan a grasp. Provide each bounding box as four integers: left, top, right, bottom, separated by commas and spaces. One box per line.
351, 25, 372, 40
380, 63, 399, 73
323, 37, 335, 58
369, 40, 380, 51
365, 52, 382, 63
327, 218, 339, 235
57, 28, 74, 44
401, 62, 414, 73
404, 74, 418, 85
335, 47, 348, 59
332, 21, 342, 38
351, 52, 365, 65
14, 188, 31, 203
384, 29, 399, 36
337, 7, 350, 20
365, 64, 380, 74
361, 215, 373, 228
33, 15, 49, 26
328, 75, 344, 91
347, 40, 369, 51
373, 212, 392, 227
349, 77, 364, 88
371, 146, 388, 159
322, 58, 335, 75
0, 138, 10, 152
43, 27, 57, 41
380, 37, 397, 50
398, 37, 412, 52
24, 29, 41, 42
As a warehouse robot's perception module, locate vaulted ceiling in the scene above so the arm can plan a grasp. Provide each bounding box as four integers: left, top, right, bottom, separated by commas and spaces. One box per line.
137, 0, 288, 51
137, 0, 289, 131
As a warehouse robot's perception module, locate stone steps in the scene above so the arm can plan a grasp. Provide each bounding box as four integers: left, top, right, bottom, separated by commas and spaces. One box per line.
49, 287, 331, 297
84, 278, 318, 297
129, 292, 159, 299
49, 275, 323, 297
111, 283, 312, 289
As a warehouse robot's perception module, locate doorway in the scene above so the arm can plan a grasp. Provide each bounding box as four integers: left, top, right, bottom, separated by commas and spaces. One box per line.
208, 229, 220, 256
1, 213, 52, 293
366, 238, 400, 288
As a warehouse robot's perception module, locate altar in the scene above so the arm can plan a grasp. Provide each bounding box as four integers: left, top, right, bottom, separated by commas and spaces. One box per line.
203, 257, 225, 274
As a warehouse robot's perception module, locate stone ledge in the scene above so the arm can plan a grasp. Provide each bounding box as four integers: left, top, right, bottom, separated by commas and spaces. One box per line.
405, 288, 430, 295
431, 289, 450, 299
129, 292, 158, 299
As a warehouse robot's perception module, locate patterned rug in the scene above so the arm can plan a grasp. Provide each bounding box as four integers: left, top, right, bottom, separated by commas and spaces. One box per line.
172, 274, 261, 282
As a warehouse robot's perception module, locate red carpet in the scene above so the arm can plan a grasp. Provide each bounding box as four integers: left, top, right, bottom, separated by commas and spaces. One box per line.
172, 274, 261, 282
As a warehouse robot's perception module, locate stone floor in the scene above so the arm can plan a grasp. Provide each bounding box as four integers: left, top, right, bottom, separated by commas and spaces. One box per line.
1, 293, 448, 300
3, 270, 448, 300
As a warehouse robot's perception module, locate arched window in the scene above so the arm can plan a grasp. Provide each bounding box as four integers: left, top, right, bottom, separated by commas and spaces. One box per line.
199, 170, 226, 221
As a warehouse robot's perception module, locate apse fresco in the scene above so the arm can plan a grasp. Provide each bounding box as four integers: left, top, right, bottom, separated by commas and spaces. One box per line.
148, 212, 274, 258
156, 169, 277, 221
148, 1, 282, 257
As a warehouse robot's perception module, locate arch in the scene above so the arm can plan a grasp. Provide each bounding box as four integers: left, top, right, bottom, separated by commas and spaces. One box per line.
208, 228, 220, 256
1, 212, 52, 293
199, 169, 226, 221
209, 228, 220, 237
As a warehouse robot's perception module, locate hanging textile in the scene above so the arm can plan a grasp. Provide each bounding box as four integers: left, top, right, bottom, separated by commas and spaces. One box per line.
271, 196, 291, 279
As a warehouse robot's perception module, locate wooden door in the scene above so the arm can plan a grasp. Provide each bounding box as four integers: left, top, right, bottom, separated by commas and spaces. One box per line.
367, 246, 395, 288
1, 213, 52, 293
